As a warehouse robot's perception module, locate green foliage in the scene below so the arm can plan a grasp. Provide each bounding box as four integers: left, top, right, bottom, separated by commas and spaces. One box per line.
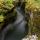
25, 0, 40, 39
5, 0, 14, 7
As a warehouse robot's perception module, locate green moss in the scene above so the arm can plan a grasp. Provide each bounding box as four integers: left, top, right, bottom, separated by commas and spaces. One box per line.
0, 15, 4, 22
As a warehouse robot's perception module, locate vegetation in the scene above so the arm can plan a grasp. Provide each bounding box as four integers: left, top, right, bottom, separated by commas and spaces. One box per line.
25, 0, 40, 40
